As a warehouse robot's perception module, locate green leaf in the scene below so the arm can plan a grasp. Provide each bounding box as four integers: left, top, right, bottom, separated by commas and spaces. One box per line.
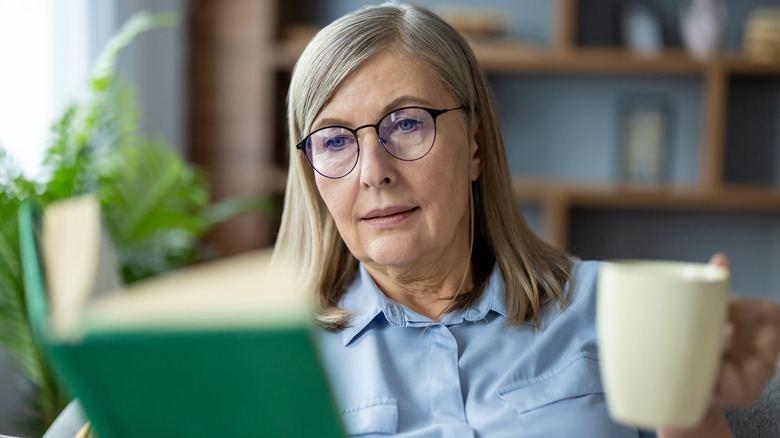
97, 140, 212, 281
91, 11, 178, 92
203, 195, 277, 227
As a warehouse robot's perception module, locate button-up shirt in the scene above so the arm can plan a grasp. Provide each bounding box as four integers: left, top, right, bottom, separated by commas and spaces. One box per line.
315, 261, 656, 437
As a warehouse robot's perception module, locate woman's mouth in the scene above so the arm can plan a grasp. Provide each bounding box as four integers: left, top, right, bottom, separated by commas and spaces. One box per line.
362, 207, 418, 227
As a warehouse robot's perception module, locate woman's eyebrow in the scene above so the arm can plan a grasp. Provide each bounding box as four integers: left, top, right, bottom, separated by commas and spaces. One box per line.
312, 96, 437, 131
312, 117, 351, 131
380, 95, 434, 114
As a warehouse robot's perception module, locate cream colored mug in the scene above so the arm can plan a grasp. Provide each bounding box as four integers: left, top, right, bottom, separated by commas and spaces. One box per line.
597, 260, 730, 430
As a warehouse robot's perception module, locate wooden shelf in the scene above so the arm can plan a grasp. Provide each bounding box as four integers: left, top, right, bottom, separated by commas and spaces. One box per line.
513, 178, 780, 211
513, 177, 780, 249
473, 45, 706, 74
274, 29, 780, 74
476, 47, 780, 75
720, 55, 780, 74
276, 35, 780, 75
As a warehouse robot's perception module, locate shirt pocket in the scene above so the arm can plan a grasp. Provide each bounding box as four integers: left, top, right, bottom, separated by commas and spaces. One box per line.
496, 352, 602, 414
341, 399, 399, 435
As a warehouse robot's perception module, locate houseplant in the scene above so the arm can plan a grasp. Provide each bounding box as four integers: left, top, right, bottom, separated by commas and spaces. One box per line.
0, 11, 271, 435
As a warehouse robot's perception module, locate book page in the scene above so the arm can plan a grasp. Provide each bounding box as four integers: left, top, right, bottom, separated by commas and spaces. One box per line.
44, 195, 123, 336
80, 250, 311, 334
44, 195, 312, 340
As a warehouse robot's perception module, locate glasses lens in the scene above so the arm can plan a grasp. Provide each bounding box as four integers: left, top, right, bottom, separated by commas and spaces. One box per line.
305, 127, 359, 178
378, 108, 436, 160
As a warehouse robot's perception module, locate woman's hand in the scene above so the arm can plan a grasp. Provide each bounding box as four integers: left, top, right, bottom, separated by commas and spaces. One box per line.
658, 253, 780, 438
710, 253, 780, 408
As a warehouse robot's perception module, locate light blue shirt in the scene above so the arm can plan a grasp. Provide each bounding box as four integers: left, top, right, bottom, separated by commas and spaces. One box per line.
316, 261, 656, 437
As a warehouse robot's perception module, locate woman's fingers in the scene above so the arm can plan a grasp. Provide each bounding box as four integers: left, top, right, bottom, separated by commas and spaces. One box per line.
708, 252, 729, 268
716, 299, 780, 406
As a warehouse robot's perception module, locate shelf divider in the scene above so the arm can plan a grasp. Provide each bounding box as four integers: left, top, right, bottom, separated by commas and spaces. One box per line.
554, 0, 578, 55
703, 64, 728, 194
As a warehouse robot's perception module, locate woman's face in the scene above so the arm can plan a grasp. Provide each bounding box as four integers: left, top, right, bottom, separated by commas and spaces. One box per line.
311, 50, 481, 273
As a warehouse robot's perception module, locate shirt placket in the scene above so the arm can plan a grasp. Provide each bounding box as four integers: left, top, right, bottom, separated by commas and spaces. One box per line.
428, 323, 467, 425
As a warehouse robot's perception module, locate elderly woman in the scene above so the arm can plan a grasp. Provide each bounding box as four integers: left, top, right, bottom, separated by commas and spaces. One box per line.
273, 2, 780, 437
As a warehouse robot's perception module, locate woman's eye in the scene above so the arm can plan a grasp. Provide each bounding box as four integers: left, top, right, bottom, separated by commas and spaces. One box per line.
324, 136, 349, 150
396, 119, 420, 132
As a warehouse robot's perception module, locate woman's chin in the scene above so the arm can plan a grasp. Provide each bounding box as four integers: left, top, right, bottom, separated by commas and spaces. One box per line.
360, 243, 424, 270
363, 253, 418, 270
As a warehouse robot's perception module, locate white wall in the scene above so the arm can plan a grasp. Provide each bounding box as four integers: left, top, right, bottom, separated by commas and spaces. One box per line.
112, 0, 189, 155
0, 0, 85, 179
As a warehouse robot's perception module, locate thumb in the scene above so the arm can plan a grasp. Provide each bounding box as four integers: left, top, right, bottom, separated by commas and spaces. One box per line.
709, 252, 729, 269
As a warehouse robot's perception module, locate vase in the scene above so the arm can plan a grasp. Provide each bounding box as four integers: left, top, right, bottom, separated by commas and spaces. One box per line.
680, 0, 728, 60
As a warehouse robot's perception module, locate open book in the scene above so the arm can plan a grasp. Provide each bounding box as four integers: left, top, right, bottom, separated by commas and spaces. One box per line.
19, 195, 344, 437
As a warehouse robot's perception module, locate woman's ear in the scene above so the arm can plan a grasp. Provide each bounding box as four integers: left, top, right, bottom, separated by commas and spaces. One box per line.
469, 116, 482, 182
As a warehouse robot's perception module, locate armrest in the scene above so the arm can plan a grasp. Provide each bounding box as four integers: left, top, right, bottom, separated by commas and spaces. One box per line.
724, 361, 780, 437
42, 400, 87, 438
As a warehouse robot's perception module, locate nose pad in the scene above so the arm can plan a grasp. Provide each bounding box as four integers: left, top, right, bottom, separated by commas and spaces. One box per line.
357, 129, 386, 154
369, 127, 387, 148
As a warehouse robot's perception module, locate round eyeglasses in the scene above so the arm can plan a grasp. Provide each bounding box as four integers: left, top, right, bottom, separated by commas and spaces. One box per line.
296, 106, 466, 179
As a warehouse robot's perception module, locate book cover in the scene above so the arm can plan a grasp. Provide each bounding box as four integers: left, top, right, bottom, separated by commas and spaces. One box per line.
19, 195, 345, 437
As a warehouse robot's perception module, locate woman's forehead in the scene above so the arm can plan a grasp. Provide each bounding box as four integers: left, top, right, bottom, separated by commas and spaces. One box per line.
312, 51, 454, 128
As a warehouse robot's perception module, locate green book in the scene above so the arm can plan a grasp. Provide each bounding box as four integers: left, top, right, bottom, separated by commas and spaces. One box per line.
19, 195, 345, 438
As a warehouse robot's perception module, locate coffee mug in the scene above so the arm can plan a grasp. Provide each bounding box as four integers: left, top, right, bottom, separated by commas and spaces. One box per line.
597, 260, 730, 429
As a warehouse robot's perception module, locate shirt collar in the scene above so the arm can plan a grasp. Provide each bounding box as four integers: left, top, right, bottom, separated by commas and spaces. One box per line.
441, 265, 507, 324
338, 264, 388, 346
339, 264, 507, 346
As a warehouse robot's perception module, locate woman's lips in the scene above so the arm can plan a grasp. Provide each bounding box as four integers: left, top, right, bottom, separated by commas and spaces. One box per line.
362, 207, 418, 227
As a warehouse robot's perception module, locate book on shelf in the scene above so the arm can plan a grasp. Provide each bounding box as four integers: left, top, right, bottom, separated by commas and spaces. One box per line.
19, 194, 344, 437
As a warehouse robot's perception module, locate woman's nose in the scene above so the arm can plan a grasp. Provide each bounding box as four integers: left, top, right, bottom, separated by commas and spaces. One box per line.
357, 130, 395, 188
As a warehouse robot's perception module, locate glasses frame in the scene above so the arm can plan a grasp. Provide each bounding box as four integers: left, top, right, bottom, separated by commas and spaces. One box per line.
296, 105, 467, 179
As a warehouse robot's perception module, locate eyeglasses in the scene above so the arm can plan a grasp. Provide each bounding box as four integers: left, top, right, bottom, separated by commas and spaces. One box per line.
296, 106, 466, 179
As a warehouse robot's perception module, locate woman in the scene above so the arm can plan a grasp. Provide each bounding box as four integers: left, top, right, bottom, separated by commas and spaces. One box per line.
274, 3, 780, 437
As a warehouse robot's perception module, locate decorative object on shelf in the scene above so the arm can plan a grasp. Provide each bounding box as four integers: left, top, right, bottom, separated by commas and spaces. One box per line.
436, 6, 545, 56
620, 1, 665, 56
680, 0, 728, 60
744, 7, 780, 61
617, 95, 672, 186
436, 6, 508, 40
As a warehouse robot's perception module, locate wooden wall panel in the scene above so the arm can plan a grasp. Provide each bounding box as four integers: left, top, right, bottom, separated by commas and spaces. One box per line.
188, 0, 281, 255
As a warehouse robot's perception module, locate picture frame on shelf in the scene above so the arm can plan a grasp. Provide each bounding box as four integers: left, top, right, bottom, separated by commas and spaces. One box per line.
617, 95, 673, 186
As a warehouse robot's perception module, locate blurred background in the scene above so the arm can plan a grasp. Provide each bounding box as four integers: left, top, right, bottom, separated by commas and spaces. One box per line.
3, 0, 780, 434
